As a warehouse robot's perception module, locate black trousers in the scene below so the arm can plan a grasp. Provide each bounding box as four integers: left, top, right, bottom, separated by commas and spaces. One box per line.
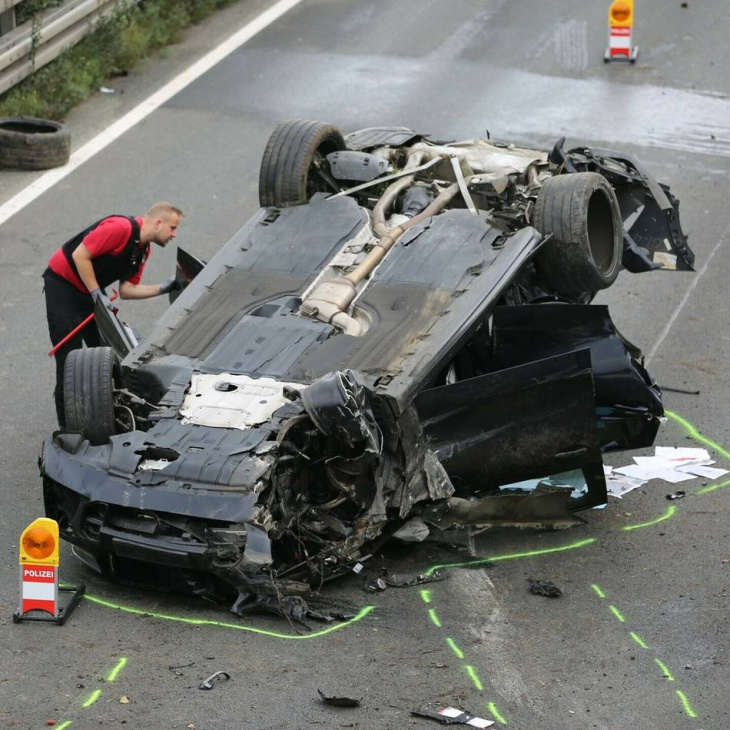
43, 270, 101, 426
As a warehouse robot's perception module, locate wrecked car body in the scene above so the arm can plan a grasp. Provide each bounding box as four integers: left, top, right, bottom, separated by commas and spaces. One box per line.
41, 121, 693, 618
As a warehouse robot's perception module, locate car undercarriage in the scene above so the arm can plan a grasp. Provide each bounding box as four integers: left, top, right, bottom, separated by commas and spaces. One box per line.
41, 121, 694, 621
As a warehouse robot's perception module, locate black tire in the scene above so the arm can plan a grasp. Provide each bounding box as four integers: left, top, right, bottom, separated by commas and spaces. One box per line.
259, 120, 346, 207
0, 117, 70, 170
63, 347, 121, 446
533, 172, 622, 296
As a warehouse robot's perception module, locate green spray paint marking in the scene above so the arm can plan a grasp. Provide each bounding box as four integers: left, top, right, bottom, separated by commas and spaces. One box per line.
666, 410, 730, 462
420, 589, 432, 604
446, 637, 465, 660
56, 722, 73, 730
425, 538, 597, 576
428, 608, 442, 628
697, 478, 730, 495
622, 505, 676, 531
106, 656, 127, 683
591, 586, 701, 721
81, 689, 101, 708
84, 595, 375, 639
487, 701, 508, 725
465, 665, 484, 691
609, 605, 625, 622
654, 658, 675, 681
676, 690, 699, 718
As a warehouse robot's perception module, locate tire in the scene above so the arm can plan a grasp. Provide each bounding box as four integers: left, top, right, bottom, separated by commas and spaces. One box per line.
533, 172, 622, 296
0, 117, 70, 170
63, 347, 121, 446
259, 120, 346, 207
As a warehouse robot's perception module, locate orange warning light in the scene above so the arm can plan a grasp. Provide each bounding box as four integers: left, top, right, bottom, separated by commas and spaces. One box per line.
23, 528, 55, 560
19, 518, 59, 565
609, 0, 633, 26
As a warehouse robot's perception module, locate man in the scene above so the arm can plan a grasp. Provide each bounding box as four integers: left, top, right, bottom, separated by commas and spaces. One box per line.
43, 201, 184, 426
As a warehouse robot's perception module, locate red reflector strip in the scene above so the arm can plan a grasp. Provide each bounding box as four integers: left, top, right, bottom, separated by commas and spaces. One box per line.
21, 598, 56, 615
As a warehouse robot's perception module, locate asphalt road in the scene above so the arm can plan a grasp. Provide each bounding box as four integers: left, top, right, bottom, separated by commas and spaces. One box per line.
1, 1, 729, 728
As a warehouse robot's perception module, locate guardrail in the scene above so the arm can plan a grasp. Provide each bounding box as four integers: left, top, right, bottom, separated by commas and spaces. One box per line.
0, 0, 137, 97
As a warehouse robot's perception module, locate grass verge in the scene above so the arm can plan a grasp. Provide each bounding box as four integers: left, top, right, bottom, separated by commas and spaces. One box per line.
0, 0, 241, 120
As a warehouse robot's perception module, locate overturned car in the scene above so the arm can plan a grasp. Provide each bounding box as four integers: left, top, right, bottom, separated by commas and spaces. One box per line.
41, 120, 694, 618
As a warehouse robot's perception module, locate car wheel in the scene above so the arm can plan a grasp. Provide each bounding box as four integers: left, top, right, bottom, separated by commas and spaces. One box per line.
533, 172, 623, 296
63, 347, 121, 446
259, 120, 346, 207
0, 117, 71, 170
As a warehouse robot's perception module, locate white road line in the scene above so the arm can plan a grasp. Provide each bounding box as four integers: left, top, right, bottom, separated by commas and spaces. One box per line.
646, 221, 730, 365
0, 0, 304, 228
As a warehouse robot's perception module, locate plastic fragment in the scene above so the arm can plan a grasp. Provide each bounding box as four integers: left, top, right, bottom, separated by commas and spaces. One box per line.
317, 689, 361, 707
412, 706, 494, 727
198, 671, 231, 690
528, 578, 563, 597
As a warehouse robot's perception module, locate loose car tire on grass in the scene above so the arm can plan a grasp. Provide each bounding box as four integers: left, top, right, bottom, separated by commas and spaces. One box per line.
63, 347, 121, 446
533, 172, 623, 297
259, 120, 346, 207
0, 117, 71, 170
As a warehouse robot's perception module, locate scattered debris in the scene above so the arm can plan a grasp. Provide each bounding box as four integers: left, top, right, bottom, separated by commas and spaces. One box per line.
363, 569, 444, 593
363, 575, 387, 593
119, 696, 130, 704
528, 578, 563, 598
393, 516, 431, 543
658, 385, 699, 395
412, 706, 495, 727
99, 86, 116, 94
666, 491, 686, 500
198, 671, 231, 690
317, 690, 361, 707
608, 446, 725, 497
169, 661, 195, 670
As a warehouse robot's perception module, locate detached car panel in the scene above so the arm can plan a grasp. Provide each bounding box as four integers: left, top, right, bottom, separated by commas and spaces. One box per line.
42, 121, 692, 620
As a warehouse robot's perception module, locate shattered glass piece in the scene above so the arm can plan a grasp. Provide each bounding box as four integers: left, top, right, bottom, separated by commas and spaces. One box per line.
499, 470, 588, 500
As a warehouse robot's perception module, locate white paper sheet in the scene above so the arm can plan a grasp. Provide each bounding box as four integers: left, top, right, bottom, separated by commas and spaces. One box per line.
676, 464, 729, 479
654, 446, 711, 464
605, 473, 647, 498
614, 463, 696, 484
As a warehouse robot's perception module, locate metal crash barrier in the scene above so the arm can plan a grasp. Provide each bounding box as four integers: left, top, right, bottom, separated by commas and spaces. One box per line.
0, 0, 139, 96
